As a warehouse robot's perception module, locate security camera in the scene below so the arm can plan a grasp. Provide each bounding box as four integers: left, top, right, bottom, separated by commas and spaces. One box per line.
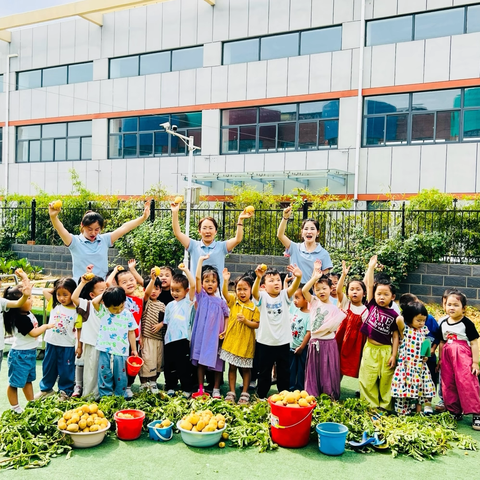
172, 125, 178, 132
160, 122, 171, 130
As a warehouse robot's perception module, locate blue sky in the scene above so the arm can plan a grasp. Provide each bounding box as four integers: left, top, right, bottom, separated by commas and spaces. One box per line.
0, 0, 75, 16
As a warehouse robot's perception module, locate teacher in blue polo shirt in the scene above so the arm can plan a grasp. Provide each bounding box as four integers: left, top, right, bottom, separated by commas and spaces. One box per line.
277, 205, 333, 279
170, 202, 252, 274
49, 202, 150, 280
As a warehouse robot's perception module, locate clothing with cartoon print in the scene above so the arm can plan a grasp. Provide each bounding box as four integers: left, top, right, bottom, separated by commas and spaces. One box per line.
125, 295, 143, 339
289, 303, 311, 349
360, 299, 398, 345
95, 304, 136, 356
308, 297, 346, 340
44, 302, 82, 347
255, 290, 292, 346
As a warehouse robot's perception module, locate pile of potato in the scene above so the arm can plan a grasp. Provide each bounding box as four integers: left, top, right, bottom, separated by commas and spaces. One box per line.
155, 419, 172, 429
58, 404, 108, 433
179, 410, 226, 432
270, 390, 316, 407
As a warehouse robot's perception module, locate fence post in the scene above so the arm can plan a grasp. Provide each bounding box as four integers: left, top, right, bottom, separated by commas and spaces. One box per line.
88, 201, 92, 210
401, 201, 406, 238
150, 199, 155, 222
31, 198, 36, 243
302, 200, 309, 220
222, 202, 226, 240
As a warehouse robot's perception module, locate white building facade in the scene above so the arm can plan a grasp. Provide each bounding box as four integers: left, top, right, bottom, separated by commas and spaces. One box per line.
1, 0, 480, 201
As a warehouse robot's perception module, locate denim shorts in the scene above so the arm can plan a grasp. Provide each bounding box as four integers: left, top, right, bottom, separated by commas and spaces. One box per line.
8, 348, 37, 388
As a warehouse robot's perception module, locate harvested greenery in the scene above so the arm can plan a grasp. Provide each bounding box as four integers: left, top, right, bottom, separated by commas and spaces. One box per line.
0, 393, 477, 469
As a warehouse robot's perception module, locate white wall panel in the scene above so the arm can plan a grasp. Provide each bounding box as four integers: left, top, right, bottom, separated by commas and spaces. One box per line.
445, 143, 477, 192
74, 20, 89, 63
113, 10, 130, 57
208, 155, 226, 173
306, 150, 329, 170
59, 21, 75, 66
268, 0, 290, 34
144, 157, 161, 192
212, 0, 230, 42
203, 42, 222, 67
57, 162, 75, 194
179, 69, 196, 106
424, 37, 450, 83
98, 160, 113, 193
372, 0, 397, 18
101, 12, 115, 59
450, 33, 480, 80
289, 0, 312, 30
73, 82, 88, 115
197, 0, 214, 44
287, 56, 309, 96
19, 90, 32, 120
125, 159, 145, 194
19, 29, 33, 71
309, 52, 332, 93
246, 61, 267, 100
244, 153, 265, 172
312, 0, 334, 27
31, 89, 46, 119
371, 44, 395, 87
32, 27, 48, 69
328, 149, 349, 173
145, 74, 162, 109
454, 0, 479, 5
93, 59, 108, 81
201, 109, 220, 156
84, 161, 100, 192
395, 41, 424, 85
397, 0, 426, 14
128, 7, 147, 54
91, 119, 108, 161
266, 58, 288, 98
427, 0, 453, 8
196, 68, 212, 104
225, 154, 245, 173
342, 21, 360, 50
46, 23, 61, 67
111, 159, 127, 193
9, 92, 20, 122
58, 84, 74, 117
391, 146, 421, 193
211, 66, 228, 103
264, 152, 285, 171
87, 81, 101, 114
162, 0, 181, 49
338, 96, 357, 149
351, 47, 360, 89
88, 23, 102, 60
160, 71, 179, 107
366, 147, 392, 194
127, 76, 145, 111
112, 78, 128, 112
356, 149, 368, 194
227, 63, 247, 102
145, 4, 163, 52
9, 34, 21, 74
229, 0, 249, 39
180, 0, 198, 47
334, 0, 355, 24
332, 50, 352, 92
44, 162, 58, 193
285, 151, 307, 171
248, 0, 268, 36
99, 80, 113, 113
419, 144, 447, 191
45, 86, 59, 118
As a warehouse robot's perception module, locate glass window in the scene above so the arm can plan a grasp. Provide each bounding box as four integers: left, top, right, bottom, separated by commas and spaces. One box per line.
222, 128, 238, 153
42, 123, 67, 138
301, 26, 342, 55
365, 94, 409, 114
223, 108, 257, 125
364, 117, 386, 145
81, 137, 92, 160
68, 121, 92, 137
412, 113, 434, 143
261, 32, 299, 60
17, 70, 42, 90
298, 122, 318, 149
175, 112, 202, 129
67, 138, 80, 160
139, 115, 169, 132
464, 88, 480, 108
110, 56, 139, 79
30, 140, 41, 162
171, 46, 203, 71
259, 104, 296, 123
463, 110, 480, 139
258, 125, 276, 151
277, 123, 296, 150
467, 5, 480, 33
41, 139, 54, 161
54, 138, 66, 160
436, 111, 459, 142
366, 16, 413, 46
223, 38, 259, 65
109, 135, 122, 158
385, 115, 408, 144
154, 131, 169, 155
139, 133, 153, 156
299, 100, 339, 119
17, 141, 29, 162
68, 62, 93, 84
239, 126, 257, 152
110, 119, 123, 134
415, 8, 465, 40
17, 126, 41, 140
323, 120, 339, 146
187, 129, 202, 152
42, 66, 67, 87
123, 134, 137, 157
140, 52, 171, 75
122, 118, 138, 133
412, 90, 460, 111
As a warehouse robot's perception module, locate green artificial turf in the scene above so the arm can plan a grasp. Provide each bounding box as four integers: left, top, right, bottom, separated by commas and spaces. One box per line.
0, 360, 479, 480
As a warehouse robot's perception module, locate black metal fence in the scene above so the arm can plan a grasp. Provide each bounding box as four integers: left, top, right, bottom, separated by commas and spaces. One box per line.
2, 199, 480, 263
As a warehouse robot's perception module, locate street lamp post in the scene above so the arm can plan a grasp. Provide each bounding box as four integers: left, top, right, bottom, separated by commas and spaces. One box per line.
160, 122, 200, 269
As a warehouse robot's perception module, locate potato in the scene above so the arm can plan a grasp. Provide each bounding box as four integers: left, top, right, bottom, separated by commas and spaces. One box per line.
180, 420, 193, 431
245, 205, 255, 213
58, 419, 67, 430
63, 410, 73, 421
86, 417, 94, 427
52, 200, 62, 209
97, 410, 105, 418
174, 196, 184, 204
67, 423, 79, 432
154, 266, 161, 276
78, 419, 87, 430
89, 425, 99, 432
89, 404, 98, 414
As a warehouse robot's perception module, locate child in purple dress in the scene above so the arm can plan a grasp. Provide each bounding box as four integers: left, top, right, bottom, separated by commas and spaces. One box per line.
190, 255, 229, 399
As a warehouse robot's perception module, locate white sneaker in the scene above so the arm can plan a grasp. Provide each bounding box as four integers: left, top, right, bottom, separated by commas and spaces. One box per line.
11, 404, 24, 414
33, 390, 54, 400
125, 387, 134, 399
72, 385, 82, 398
149, 382, 159, 394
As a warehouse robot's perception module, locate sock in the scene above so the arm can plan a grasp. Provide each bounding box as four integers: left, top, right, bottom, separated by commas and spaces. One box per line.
75, 366, 84, 387
10, 404, 24, 413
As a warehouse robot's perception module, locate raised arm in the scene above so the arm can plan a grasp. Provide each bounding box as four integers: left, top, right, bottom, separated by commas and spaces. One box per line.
225, 210, 253, 252
336, 261, 350, 305
143, 268, 158, 302
286, 264, 302, 298
196, 255, 209, 294
110, 202, 150, 244
7, 269, 30, 309
128, 259, 144, 287
179, 263, 195, 301
365, 255, 377, 303
252, 265, 265, 302
222, 268, 234, 303
91, 292, 103, 311
42, 287, 54, 302
277, 206, 292, 250
302, 268, 322, 303
106, 265, 121, 287
170, 202, 191, 249
49, 203, 73, 246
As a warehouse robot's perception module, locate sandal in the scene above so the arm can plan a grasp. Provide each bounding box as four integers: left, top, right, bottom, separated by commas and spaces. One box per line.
472, 415, 480, 431
225, 391, 236, 403
238, 392, 250, 405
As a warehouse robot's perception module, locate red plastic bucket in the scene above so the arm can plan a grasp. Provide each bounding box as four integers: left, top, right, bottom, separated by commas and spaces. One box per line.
268, 397, 316, 448
126, 356, 143, 376
114, 409, 145, 440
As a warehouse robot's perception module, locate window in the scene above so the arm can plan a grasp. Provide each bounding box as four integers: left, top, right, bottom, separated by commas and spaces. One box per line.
223, 25, 342, 65
108, 113, 202, 158
221, 101, 339, 154
109, 46, 204, 79
366, 5, 476, 46
16, 62, 93, 90
16, 121, 92, 162
361, 88, 480, 146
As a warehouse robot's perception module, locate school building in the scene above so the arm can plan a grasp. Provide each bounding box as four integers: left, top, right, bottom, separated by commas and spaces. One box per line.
1, 0, 480, 205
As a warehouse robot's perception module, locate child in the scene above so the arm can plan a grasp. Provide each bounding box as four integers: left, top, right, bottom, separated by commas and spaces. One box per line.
139, 269, 166, 394
4, 281, 54, 413
129, 260, 175, 306
437, 290, 480, 430
302, 263, 346, 399
288, 284, 310, 392
108, 266, 143, 398
49, 203, 150, 280
391, 301, 436, 415
163, 266, 196, 397
252, 263, 302, 400
220, 270, 260, 404
91, 285, 138, 398
191, 255, 229, 398
358, 255, 401, 410
328, 273, 340, 305
335, 261, 368, 379
71, 271, 107, 398
35, 278, 81, 399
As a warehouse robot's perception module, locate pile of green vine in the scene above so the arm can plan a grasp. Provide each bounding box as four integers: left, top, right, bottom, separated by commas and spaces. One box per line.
0, 393, 476, 469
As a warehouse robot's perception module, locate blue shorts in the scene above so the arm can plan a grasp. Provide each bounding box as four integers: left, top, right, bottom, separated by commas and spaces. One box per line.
8, 348, 37, 388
